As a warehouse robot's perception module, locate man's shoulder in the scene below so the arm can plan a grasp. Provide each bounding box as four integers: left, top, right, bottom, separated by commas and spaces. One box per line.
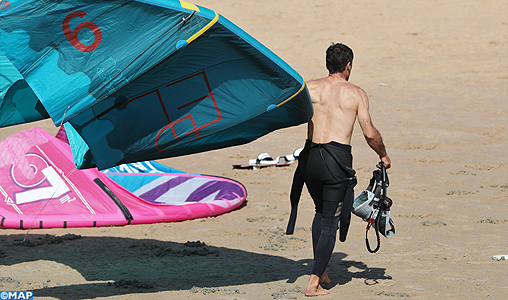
343, 81, 364, 92
307, 77, 363, 90
306, 77, 367, 103
338, 82, 366, 100
323, 80, 363, 103
306, 77, 328, 89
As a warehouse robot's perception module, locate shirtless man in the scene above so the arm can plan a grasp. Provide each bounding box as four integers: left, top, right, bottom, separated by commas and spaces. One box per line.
294, 43, 391, 296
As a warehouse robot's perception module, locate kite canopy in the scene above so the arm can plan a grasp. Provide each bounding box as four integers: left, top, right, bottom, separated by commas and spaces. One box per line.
0, 52, 48, 126
0, 127, 247, 229
0, 0, 312, 170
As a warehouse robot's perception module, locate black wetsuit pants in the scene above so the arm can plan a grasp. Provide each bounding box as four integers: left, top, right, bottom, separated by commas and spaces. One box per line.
298, 140, 353, 277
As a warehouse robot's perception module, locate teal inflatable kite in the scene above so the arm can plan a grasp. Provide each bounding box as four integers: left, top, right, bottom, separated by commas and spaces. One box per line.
0, 52, 48, 126
0, 0, 312, 170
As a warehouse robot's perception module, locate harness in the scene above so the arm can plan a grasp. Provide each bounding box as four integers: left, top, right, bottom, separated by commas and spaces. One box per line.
353, 162, 395, 253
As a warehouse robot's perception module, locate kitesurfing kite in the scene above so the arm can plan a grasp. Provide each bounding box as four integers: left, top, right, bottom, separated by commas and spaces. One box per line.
0, 0, 312, 170
0, 126, 246, 229
0, 50, 46, 126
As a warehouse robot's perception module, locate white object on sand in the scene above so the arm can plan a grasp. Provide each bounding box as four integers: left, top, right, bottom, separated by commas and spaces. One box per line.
492, 255, 508, 261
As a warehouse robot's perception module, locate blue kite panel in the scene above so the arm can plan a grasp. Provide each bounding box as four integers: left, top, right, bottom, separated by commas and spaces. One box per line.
0, 0, 312, 170
0, 0, 209, 124
0, 51, 48, 126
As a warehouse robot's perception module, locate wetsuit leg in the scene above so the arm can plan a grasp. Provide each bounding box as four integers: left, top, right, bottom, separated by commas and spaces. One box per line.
311, 200, 340, 277
311, 212, 322, 257
299, 140, 353, 278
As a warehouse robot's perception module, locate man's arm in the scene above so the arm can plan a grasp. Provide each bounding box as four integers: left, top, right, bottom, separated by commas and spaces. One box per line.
356, 88, 391, 168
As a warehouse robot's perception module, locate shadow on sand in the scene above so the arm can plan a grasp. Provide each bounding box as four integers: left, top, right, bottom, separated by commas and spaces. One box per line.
0, 234, 391, 299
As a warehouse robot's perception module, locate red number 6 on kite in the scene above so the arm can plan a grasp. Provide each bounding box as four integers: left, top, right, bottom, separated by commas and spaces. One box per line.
62, 10, 102, 52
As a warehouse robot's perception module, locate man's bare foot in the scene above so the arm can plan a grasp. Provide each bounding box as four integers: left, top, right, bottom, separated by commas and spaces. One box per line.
305, 274, 330, 296
319, 271, 331, 285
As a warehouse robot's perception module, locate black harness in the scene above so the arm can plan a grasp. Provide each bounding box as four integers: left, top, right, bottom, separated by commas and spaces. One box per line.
362, 162, 395, 253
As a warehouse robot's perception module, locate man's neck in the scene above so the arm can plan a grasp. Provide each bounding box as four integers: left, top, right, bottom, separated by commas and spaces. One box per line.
329, 71, 349, 82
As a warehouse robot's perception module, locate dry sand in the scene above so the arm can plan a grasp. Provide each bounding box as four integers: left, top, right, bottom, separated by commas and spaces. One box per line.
1, 0, 507, 299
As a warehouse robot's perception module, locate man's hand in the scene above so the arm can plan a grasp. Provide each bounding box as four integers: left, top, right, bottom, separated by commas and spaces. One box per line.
378, 155, 391, 169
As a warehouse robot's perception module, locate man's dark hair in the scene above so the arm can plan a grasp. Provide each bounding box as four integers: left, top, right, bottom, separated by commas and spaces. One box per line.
326, 43, 354, 74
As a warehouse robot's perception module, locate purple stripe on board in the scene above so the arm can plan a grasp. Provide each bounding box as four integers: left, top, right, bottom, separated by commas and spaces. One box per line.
186, 181, 244, 202
137, 176, 193, 201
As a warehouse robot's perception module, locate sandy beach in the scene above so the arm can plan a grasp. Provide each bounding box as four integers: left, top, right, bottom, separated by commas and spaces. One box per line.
1, 0, 507, 299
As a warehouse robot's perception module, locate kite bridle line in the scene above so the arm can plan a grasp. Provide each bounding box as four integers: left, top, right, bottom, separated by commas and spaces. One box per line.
22, 163, 78, 243
23, 105, 84, 241
22, 105, 74, 241
59, 106, 71, 128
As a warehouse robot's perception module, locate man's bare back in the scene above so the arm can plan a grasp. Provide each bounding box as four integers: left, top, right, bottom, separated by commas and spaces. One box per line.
306, 74, 362, 145
306, 67, 391, 168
